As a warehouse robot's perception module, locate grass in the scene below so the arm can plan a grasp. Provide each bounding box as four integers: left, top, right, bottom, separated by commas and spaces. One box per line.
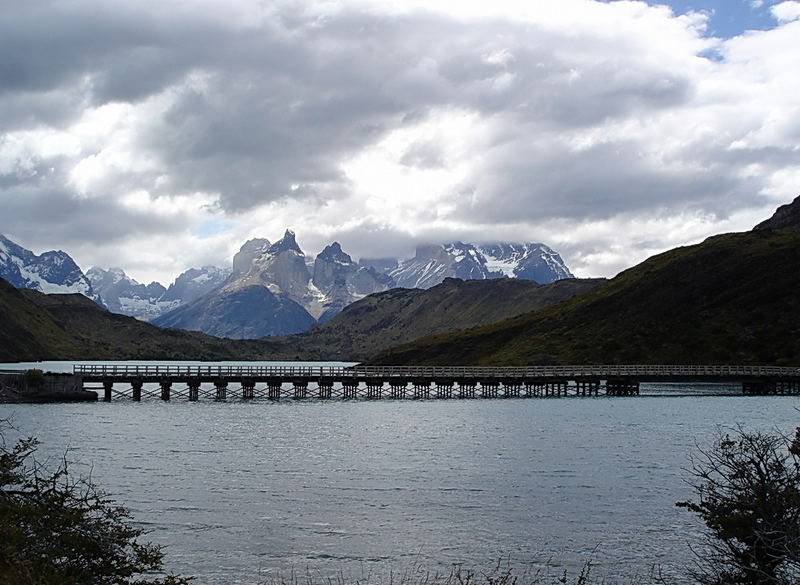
258, 559, 672, 585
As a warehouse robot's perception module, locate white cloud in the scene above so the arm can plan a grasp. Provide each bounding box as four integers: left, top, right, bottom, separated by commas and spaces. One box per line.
771, 1, 800, 22
0, 0, 798, 285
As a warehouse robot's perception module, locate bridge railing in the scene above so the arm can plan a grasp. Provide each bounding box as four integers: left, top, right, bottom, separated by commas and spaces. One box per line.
73, 364, 800, 379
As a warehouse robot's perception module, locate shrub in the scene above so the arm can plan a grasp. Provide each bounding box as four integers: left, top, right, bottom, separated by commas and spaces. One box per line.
0, 427, 193, 585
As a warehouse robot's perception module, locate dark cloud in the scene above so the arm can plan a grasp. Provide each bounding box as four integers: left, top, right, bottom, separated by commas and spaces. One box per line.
0, 0, 796, 281
0, 161, 182, 250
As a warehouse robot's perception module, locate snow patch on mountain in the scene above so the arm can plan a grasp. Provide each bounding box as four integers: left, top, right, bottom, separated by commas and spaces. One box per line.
0, 234, 100, 302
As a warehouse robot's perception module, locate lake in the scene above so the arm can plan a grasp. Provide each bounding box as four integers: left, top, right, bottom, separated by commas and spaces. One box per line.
2, 362, 799, 584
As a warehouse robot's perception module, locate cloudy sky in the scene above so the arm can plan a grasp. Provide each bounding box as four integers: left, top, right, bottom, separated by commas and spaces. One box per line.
1, 0, 799, 285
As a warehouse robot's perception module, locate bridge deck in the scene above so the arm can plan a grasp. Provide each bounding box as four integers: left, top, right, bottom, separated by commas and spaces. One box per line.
73, 364, 800, 401
75, 364, 800, 381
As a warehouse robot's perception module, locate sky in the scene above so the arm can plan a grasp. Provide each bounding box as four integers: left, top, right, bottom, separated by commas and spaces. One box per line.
1, 0, 799, 286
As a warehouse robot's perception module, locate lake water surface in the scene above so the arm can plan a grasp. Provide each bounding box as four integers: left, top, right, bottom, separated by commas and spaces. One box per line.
2, 362, 799, 584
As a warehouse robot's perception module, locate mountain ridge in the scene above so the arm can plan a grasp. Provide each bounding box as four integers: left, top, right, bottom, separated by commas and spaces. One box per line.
370, 226, 800, 366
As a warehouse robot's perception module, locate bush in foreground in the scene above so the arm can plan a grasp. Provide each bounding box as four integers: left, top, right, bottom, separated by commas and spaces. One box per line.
678, 426, 800, 585
0, 428, 192, 585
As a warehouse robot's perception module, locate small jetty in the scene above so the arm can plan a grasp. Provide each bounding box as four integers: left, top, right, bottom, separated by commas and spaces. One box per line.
72, 364, 800, 402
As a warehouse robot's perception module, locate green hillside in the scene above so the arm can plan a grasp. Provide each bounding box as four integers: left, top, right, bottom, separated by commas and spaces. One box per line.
281, 277, 604, 360
371, 227, 800, 366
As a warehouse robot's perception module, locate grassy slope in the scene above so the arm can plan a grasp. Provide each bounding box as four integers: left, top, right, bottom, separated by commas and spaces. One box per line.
371, 229, 800, 366
281, 277, 605, 360
15, 289, 288, 361
0, 279, 80, 361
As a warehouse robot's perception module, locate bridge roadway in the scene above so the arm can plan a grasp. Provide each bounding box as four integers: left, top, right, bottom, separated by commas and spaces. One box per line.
74, 364, 800, 401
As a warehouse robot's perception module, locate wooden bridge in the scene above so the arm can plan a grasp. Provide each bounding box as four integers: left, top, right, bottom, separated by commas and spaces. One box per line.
74, 364, 800, 402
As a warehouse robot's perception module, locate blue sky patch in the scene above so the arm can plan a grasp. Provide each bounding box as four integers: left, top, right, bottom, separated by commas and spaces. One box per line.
646, 0, 780, 38
191, 218, 237, 239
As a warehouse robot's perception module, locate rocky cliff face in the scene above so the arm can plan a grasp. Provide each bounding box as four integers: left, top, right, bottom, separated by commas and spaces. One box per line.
312, 242, 394, 322
236, 231, 313, 303
0, 234, 99, 302
231, 238, 270, 277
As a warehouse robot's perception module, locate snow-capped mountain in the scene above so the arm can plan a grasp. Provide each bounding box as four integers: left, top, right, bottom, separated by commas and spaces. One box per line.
1, 230, 574, 339
152, 232, 396, 336
86, 267, 171, 320
384, 241, 572, 290
477, 243, 574, 283
160, 266, 231, 304
87, 265, 231, 322
388, 243, 501, 289
0, 234, 99, 301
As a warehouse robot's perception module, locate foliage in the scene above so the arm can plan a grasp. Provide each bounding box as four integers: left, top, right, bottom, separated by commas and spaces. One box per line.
677, 427, 800, 585
24, 368, 45, 388
0, 428, 193, 585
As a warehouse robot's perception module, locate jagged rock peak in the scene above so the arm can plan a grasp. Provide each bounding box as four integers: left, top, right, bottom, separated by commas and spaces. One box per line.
232, 238, 270, 277
754, 195, 800, 231
317, 242, 353, 264
269, 229, 303, 255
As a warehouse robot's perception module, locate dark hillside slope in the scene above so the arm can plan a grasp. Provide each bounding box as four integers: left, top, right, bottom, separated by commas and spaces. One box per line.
153, 285, 316, 339
15, 288, 285, 361
281, 277, 604, 360
371, 228, 800, 366
0, 279, 79, 361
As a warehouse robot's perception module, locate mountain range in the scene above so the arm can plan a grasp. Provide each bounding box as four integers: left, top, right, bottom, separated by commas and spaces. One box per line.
0, 273, 597, 363
151, 231, 574, 338
0, 230, 574, 338
371, 196, 800, 366
1, 196, 798, 365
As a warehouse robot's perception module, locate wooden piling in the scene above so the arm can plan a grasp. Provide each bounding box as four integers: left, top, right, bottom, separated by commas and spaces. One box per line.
187, 380, 200, 401
159, 381, 171, 401
103, 380, 113, 402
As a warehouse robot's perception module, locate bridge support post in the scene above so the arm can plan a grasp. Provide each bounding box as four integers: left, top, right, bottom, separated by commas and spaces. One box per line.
575, 380, 600, 396
241, 379, 255, 399
480, 380, 499, 398
457, 379, 476, 398
743, 380, 777, 395
318, 379, 333, 399
267, 380, 282, 400
131, 380, 143, 401
342, 379, 359, 399
293, 380, 308, 399
502, 379, 520, 398
215, 380, 228, 400
389, 380, 407, 398
412, 379, 431, 399
435, 379, 453, 399
102, 380, 113, 402
606, 379, 639, 396
365, 379, 384, 399
160, 381, 172, 401
187, 380, 200, 401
